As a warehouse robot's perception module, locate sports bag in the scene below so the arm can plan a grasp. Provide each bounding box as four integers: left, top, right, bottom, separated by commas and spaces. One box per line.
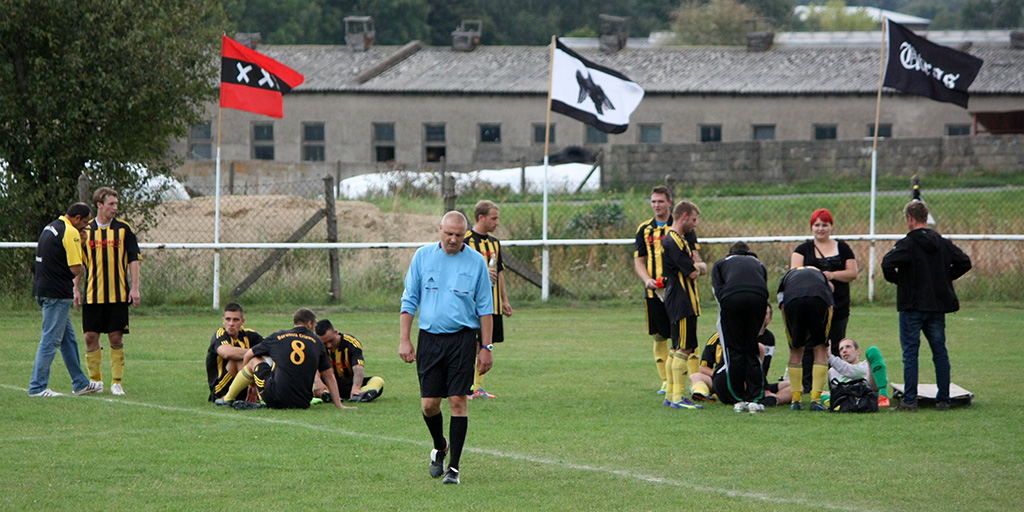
829, 378, 879, 413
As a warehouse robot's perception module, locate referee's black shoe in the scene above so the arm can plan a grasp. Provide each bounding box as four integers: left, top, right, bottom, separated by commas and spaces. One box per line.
429, 439, 448, 478
442, 467, 460, 485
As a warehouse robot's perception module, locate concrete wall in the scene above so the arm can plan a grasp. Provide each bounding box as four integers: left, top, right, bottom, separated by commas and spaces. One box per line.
602, 134, 1024, 188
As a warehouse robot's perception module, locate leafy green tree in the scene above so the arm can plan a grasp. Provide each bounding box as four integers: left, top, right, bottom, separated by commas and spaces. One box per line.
672, 0, 757, 46
802, 1, 877, 31
0, 0, 225, 281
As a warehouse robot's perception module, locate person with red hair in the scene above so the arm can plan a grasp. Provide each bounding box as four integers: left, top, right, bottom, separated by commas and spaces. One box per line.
789, 209, 862, 401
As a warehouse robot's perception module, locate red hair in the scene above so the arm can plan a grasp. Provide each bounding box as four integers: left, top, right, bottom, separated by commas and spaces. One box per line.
810, 208, 833, 226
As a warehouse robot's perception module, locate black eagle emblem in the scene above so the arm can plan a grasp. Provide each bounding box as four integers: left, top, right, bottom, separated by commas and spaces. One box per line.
576, 70, 615, 115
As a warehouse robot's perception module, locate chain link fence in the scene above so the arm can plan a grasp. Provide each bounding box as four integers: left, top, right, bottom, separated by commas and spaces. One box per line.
3, 172, 1021, 309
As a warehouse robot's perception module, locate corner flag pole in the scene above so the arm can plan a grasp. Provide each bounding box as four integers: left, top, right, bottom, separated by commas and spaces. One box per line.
868, 20, 888, 303
213, 106, 223, 310
541, 35, 556, 301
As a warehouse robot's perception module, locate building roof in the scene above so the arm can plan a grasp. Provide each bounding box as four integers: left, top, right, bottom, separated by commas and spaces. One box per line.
259, 39, 1024, 97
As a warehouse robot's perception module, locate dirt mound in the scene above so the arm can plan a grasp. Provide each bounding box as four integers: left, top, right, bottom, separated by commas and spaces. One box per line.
142, 195, 439, 244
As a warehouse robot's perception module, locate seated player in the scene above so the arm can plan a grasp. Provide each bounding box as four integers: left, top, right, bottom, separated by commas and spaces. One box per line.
313, 319, 385, 403
206, 302, 263, 402
215, 308, 354, 410
827, 337, 891, 407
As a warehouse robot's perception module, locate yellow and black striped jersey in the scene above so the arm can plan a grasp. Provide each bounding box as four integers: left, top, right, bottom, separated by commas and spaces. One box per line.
205, 327, 263, 400
662, 229, 701, 320
700, 332, 723, 370
82, 218, 140, 305
634, 216, 700, 299
327, 332, 366, 380
464, 229, 505, 315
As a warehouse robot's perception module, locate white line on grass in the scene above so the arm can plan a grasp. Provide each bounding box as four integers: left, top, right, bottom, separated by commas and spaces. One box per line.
3, 384, 866, 511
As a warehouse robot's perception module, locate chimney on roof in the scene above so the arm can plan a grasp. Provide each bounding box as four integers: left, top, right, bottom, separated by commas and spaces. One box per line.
345, 16, 375, 51
599, 14, 629, 53
452, 20, 482, 51
1011, 30, 1024, 49
235, 33, 261, 49
745, 18, 774, 52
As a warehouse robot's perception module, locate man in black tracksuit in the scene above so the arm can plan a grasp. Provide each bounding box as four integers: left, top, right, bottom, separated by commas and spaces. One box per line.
710, 242, 769, 410
881, 200, 971, 412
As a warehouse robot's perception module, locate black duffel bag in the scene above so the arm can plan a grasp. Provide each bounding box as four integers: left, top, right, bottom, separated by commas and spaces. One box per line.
829, 378, 879, 413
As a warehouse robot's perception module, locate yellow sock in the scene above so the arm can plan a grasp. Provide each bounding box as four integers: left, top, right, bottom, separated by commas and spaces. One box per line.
110, 347, 125, 384
686, 353, 699, 393
788, 364, 803, 403
361, 376, 385, 393
692, 380, 710, 398
670, 353, 687, 403
811, 362, 828, 403
472, 362, 484, 391
86, 349, 103, 382
224, 367, 255, 401
664, 352, 676, 401
653, 338, 669, 383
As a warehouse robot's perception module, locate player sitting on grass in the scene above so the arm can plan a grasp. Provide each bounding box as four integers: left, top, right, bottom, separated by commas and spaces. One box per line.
206, 302, 263, 402
215, 308, 354, 410
827, 337, 891, 408
313, 319, 385, 403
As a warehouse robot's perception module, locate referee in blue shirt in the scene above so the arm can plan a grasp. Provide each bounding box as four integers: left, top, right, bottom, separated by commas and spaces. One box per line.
400, 211, 494, 485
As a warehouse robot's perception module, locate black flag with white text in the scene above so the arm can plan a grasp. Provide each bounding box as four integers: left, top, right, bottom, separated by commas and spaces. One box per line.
550, 39, 644, 134
883, 19, 983, 109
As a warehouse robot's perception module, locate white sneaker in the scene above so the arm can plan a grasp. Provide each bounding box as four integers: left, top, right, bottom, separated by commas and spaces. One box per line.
748, 403, 765, 414
111, 383, 125, 396
74, 381, 104, 395
734, 401, 749, 412
29, 388, 65, 397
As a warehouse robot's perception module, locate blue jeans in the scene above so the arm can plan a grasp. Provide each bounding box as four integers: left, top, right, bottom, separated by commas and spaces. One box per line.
898, 310, 951, 404
29, 297, 90, 394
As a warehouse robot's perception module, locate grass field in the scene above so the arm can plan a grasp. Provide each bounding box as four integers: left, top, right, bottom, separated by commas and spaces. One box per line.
3, 303, 1023, 511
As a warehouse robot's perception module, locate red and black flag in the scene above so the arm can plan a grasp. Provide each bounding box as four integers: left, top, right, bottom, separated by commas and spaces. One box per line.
883, 19, 983, 109
220, 35, 305, 118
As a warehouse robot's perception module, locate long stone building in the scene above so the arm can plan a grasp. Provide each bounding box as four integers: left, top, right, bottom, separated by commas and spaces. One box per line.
171, 30, 1024, 191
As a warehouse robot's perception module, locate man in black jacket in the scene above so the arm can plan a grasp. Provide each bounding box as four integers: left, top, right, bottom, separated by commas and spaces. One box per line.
882, 200, 972, 412
710, 242, 769, 412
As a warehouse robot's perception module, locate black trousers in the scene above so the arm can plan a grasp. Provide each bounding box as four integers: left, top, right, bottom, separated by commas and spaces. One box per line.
717, 292, 768, 403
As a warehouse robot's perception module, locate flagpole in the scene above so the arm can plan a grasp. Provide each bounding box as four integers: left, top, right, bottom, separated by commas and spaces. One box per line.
540, 36, 556, 301
213, 106, 223, 310
868, 20, 888, 303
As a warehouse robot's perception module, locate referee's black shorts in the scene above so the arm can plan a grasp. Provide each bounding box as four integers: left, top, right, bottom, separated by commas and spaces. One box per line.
417, 328, 477, 398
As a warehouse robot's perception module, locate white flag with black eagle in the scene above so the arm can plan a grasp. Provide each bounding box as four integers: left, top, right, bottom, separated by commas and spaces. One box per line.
550, 38, 645, 134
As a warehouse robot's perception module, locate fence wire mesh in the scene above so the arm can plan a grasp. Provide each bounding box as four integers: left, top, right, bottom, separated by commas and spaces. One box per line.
3, 174, 1022, 309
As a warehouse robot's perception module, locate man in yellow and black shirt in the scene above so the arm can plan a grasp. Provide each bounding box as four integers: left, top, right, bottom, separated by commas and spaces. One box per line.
206, 302, 263, 401
463, 200, 512, 400
633, 187, 704, 396
314, 319, 385, 402
81, 187, 141, 396
660, 201, 704, 409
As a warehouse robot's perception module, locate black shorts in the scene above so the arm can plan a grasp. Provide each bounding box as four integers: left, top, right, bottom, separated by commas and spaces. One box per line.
416, 328, 477, 398
670, 315, 698, 351
712, 367, 739, 405
82, 302, 130, 334
475, 314, 505, 343
783, 297, 832, 350
252, 359, 305, 409
645, 296, 671, 339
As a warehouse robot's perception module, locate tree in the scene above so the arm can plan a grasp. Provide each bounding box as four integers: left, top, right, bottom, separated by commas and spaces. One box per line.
672, 0, 757, 46
801, 1, 877, 31
0, 0, 225, 283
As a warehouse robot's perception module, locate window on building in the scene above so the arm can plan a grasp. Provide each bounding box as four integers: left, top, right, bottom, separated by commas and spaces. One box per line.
586, 126, 608, 144
373, 122, 396, 162
753, 125, 776, 141
302, 122, 325, 161
480, 124, 501, 143
814, 124, 837, 140
700, 124, 722, 143
253, 122, 274, 160
425, 123, 446, 162
533, 124, 555, 144
947, 124, 971, 136
189, 121, 212, 159
639, 124, 661, 143
867, 123, 892, 138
